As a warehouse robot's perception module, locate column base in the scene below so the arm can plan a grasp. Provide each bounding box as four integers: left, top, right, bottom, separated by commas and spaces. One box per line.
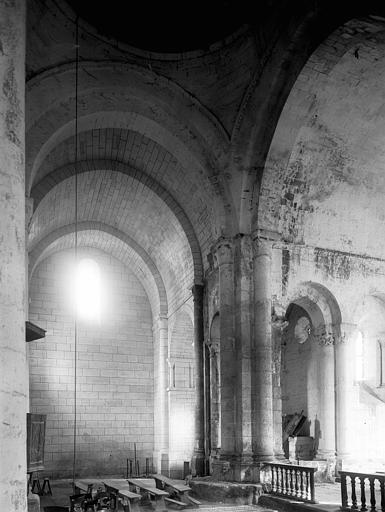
211, 454, 275, 483
191, 450, 207, 477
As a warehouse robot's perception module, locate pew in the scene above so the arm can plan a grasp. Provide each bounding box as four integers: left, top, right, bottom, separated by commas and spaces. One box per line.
74, 479, 104, 495
151, 474, 201, 507
103, 479, 142, 512
127, 478, 169, 512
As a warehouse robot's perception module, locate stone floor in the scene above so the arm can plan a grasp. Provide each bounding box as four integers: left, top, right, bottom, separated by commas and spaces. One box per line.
33, 479, 344, 512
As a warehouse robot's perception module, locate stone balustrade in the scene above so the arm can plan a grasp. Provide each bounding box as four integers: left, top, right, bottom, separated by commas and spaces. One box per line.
340, 471, 385, 512
268, 462, 316, 503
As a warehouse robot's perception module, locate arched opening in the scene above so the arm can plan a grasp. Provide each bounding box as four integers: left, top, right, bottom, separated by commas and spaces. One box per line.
28, 248, 154, 477
347, 295, 385, 468
281, 289, 338, 465
168, 310, 195, 478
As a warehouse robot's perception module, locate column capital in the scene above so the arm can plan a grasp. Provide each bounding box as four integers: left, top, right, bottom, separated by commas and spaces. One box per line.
252, 236, 273, 258
213, 236, 233, 266
206, 339, 220, 357
153, 315, 168, 332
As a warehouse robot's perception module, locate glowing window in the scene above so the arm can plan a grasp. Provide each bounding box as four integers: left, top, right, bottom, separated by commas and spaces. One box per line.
355, 331, 364, 381
75, 258, 101, 323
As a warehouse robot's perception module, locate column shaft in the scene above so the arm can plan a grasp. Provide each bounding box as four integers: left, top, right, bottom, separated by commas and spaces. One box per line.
252, 238, 274, 460
0, 1, 27, 509
216, 240, 236, 455
153, 317, 169, 472
192, 284, 205, 475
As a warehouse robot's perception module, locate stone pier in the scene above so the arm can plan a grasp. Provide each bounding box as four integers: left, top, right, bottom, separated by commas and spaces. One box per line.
0, 0, 27, 510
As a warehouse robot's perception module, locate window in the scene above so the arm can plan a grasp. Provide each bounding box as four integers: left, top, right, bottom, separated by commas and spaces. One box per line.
75, 258, 101, 323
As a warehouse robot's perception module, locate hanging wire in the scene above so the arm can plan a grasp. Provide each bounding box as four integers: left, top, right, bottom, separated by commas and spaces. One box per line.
72, 14, 79, 492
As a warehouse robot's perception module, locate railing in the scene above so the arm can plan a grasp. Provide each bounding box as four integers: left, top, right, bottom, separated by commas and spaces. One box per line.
268, 462, 316, 503
340, 471, 385, 511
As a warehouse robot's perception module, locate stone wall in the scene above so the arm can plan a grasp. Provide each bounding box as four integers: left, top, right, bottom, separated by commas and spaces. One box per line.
28, 248, 154, 478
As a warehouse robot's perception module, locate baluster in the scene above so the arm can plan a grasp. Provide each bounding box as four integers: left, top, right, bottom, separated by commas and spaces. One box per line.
341, 473, 349, 510
278, 466, 282, 494
295, 469, 299, 499
306, 470, 310, 501
300, 469, 305, 500
369, 478, 376, 512
361, 476, 367, 511
380, 478, 385, 512
271, 466, 276, 493
352, 475, 358, 509
287, 468, 292, 496
309, 469, 315, 503
290, 469, 295, 496
277, 466, 282, 494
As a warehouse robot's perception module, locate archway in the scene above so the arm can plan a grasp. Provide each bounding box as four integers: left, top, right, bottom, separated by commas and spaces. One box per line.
168, 309, 195, 478
281, 283, 341, 468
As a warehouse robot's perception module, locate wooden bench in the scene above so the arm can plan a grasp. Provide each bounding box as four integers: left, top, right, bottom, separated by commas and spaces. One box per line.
151, 474, 201, 507
127, 478, 169, 512
74, 479, 103, 495
103, 478, 142, 512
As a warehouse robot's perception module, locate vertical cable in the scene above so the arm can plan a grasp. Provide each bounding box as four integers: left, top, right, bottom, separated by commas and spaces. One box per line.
72, 14, 79, 491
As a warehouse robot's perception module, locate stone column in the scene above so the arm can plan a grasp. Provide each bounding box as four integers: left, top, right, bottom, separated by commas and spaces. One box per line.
252, 238, 274, 461
153, 316, 169, 473
271, 312, 288, 459
191, 284, 205, 476
207, 340, 220, 453
335, 323, 356, 471
233, 234, 254, 479
0, 1, 27, 510
315, 328, 336, 460
210, 238, 237, 481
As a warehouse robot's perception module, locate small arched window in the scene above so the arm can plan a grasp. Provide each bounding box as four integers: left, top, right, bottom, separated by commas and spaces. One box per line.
75, 258, 101, 323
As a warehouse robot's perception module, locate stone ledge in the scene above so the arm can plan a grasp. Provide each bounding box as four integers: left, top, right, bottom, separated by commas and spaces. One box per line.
190, 477, 263, 505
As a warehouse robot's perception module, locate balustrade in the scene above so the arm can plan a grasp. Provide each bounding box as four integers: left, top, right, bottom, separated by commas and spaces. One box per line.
340, 471, 385, 512
268, 462, 316, 503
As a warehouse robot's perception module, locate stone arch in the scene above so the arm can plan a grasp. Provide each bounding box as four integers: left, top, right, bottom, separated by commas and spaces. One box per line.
257, 16, 385, 256
31, 160, 204, 284
281, 282, 341, 461
233, 8, 385, 234
29, 222, 168, 319
26, 61, 234, 234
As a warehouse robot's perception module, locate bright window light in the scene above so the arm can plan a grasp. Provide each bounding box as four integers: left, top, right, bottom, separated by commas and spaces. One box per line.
75, 258, 101, 323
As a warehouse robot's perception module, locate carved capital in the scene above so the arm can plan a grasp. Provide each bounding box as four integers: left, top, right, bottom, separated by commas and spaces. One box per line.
214, 237, 233, 266
252, 237, 272, 258
206, 339, 220, 357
